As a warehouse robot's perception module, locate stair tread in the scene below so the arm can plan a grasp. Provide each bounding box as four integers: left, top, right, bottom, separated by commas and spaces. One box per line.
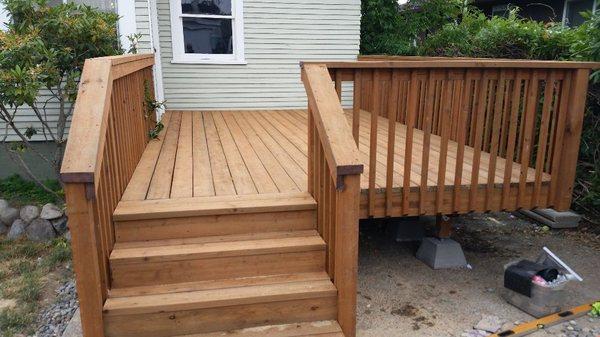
110, 231, 325, 265
174, 320, 344, 337
103, 276, 336, 316
114, 191, 316, 221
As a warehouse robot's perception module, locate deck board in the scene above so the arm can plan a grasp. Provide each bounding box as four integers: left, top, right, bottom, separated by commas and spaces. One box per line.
123, 109, 550, 213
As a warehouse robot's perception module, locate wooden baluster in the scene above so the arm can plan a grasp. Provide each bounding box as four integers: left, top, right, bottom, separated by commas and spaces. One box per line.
308, 106, 314, 195
485, 70, 507, 211
437, 75, 453, 214
352, 70, 362, 145
403, 70, 420, 214
385, 70, 400, 216
469, 70, 489, 212
502, 70, 525, 210
368, 70, 381, 217
335, 70, 342, 101
532, 71, 557, 207
453, 70, 473, 213
517, 70, 541, 208
420, 70, 436, 215
548, 71, 572, 206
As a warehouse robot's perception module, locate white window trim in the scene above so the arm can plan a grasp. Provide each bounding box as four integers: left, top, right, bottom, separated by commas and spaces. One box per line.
170, 0, 245, 64
562, 0, 597, 25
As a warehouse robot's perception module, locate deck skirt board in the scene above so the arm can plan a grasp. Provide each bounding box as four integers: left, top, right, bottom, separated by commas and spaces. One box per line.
119, 109, 552, 217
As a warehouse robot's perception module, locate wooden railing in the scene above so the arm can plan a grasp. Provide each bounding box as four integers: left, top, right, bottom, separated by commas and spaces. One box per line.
306, 59, 598, 218
60, 54, 155, 337
301, 64, 364, 337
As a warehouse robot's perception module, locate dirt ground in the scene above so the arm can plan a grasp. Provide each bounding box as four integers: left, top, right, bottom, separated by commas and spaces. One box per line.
357, 212, 600, 337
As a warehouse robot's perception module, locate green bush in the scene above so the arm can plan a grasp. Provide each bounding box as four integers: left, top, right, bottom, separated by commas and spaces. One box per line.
0, 0, 121, 200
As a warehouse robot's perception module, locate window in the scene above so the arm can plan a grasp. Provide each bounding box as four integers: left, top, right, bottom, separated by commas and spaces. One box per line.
170, 0, 245, 64
563, 0, 596, 26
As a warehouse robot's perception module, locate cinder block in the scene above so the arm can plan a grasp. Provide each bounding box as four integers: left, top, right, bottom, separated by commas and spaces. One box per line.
518, 209, 580, 229
416, 237, 468, 269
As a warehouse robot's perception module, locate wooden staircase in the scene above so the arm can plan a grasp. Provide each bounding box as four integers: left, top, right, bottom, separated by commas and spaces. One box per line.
103, 192, 344, 337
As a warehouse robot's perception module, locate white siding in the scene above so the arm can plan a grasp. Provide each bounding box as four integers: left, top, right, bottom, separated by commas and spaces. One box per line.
136, 0, 361, 110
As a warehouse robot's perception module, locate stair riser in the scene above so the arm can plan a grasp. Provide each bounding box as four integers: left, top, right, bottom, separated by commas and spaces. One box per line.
115, 210, 316, 242
111, 250, 326, 288
104, 296, 337, 337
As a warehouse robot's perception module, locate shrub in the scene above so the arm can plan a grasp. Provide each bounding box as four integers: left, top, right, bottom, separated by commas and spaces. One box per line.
0, 0, 122, 200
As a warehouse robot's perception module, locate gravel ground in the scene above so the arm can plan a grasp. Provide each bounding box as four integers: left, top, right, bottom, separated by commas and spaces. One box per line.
357, 212, 600, 337
34, 281, 78, 337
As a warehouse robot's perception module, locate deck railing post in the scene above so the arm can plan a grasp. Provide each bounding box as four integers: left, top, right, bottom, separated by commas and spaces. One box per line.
553, 68, 590, 210
64, 183, 105, 337
333, 174, 361, 337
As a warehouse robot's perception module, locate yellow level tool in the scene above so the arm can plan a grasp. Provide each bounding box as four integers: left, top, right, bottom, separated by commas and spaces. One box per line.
489, 302, 596, 337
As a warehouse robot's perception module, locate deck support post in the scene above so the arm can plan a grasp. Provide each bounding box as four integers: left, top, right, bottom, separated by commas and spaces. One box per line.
435, 214, 452, 239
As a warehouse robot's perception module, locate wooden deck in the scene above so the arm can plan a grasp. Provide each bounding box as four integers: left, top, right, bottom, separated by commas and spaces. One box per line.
122, 109, 548, 216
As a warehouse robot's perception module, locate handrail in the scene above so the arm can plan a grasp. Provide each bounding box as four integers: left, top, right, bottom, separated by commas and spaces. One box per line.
61, 54, 154, 186
301, 63, 363, 337
301, 64, 363, 186
303, 59, 600, 69
60, 53, 155, 337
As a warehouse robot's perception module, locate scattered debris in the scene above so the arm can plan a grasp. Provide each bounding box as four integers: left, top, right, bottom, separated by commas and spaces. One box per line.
474, 314, 505, 333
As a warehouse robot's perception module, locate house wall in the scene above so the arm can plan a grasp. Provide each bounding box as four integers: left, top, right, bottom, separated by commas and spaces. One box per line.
135, 0, 361, 110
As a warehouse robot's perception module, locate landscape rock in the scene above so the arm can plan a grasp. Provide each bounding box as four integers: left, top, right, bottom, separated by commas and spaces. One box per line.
26, 218, 56, 242
41, 203, 64, 220
474, 315, 505, 333
0, 207, 19, 226
0, 298, 17, 311
65, 230, 72, 242
0, 199, 8, 212
0, 222, 8, 235
20, 205, 40, 224
51, 216, 69, 235
7, 219, 27, 240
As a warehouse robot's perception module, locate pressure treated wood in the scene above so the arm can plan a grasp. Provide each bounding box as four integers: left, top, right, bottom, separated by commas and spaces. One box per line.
123, 109, 549, 215
60, 54, 156, 337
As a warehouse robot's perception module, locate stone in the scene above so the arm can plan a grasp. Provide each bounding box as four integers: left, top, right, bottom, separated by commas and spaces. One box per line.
474, 314, 505, 333
26, 218, 56, 242
41, 203, 64, 220
0, 298, 17, 311
0, 199, 8, 212
51, 216, 69, 235
0, 207, 19, 226
7, 219, 27, 240
65, 230, 72, 242
416, 237, 468, 269
0, 222, 8, 235
20, 205, 40, 224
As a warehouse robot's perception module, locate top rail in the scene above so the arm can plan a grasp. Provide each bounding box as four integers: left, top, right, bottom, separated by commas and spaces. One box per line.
61, 54, 154, 185
301, 64, 363, 186
302, 59, 600, 69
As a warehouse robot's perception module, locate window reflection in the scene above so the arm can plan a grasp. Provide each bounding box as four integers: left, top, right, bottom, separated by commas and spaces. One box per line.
183, 18, 233, 54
